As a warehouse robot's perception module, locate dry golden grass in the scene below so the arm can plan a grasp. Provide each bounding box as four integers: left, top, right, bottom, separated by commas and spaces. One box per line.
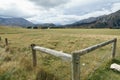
0, 26, 120, 80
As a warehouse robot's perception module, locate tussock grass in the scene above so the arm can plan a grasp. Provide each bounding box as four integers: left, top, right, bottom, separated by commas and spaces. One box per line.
0, 26, 120, 80
87, 59, 120, 80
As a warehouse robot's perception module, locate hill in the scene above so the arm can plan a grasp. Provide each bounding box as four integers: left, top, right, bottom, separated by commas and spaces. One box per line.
66, 10, 120, 28
0, 17, 34, 27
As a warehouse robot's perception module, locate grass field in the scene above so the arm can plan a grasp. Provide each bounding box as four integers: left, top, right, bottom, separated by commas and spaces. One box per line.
0, 26, 120, 80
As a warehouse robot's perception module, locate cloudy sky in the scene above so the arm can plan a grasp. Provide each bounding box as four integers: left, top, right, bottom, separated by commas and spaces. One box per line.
0, 0, 120, 24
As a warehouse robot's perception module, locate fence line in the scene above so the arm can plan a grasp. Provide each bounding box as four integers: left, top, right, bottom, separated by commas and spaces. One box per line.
31, 44, 72, 67
5, 38, 9, 52
72, 38, 117, 57
0, 37, 9, 52
5, 38, 8, 46
34, 46, 72, 61
0, 36, 117, 80
0, 37, 1, 41
71, 38, 117, 80
0, 37, 9, 46
31, 38, 117, 80
31, 44, 37, 67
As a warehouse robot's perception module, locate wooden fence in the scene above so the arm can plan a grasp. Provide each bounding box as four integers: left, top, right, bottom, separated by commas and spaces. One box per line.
31, 44, 72, 67
0, 37, 1, 41
31, 38, 117, 80
71, 38, 117, 80
0, 37, 9, 46
0, 37, 9, 51
0, 36, 117, 80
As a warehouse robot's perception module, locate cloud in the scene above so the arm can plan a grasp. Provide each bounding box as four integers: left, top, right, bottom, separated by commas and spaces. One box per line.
28, 10, 111, 24
111, 3, 120, 12
63, 0, 120, 15
0, 0, 39, 18
0, 0, 120, 24
27, 0, 120, 24
29, 0, 69, 8
28, 0, 120, 24
29, 14, 81, 24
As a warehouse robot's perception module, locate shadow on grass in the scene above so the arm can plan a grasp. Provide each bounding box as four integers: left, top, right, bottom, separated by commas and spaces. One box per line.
36, 69, 58, 80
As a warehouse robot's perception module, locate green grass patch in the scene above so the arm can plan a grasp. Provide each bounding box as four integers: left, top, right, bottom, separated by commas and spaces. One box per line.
88, 59, 120, 80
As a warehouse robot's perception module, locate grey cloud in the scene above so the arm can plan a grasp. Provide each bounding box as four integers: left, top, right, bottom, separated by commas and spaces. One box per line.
64, 0, 120, 16
0, 5, 35, 18
29, 0, 69, 8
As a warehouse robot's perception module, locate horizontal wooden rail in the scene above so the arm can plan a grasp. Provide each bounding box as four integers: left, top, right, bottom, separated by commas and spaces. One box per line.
31, 38, 117, 80
33, 46, 72, 61
72, 38, 117, 56
71, 38, 117, 80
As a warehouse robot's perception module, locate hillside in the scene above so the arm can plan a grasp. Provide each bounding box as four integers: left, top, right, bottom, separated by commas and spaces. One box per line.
0, 17, 34, 27
66, 10, 120, 28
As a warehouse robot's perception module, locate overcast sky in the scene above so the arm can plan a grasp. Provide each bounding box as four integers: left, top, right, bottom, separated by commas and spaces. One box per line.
0, 0, 120, 24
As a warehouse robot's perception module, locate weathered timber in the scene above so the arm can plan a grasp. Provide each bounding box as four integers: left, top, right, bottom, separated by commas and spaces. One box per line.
31, 44, 37, 67
72, 38, 117, 56
0, 37, 1, 41
112, 38, 117, 58
5, 38, 8, 46
33, 46, 72, 61
72, 53, 80, 80
31, 38, 117, 80
5, 38, 9, 52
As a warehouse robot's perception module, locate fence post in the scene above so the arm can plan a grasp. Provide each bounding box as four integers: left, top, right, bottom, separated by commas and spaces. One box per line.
31, 44, 37, 67
5, 38, 8, 46
112, 38, 117, 59
0, 37, 1, 41
72, 53, 80, 80
5, 38, 9, 52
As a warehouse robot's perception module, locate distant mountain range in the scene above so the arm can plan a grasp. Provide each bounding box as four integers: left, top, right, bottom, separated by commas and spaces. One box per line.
0, 10, 120, 28
0, 17, 58, 28
66, 10, 120, 28
35, 23, 56, 28
0, 17, 34, 27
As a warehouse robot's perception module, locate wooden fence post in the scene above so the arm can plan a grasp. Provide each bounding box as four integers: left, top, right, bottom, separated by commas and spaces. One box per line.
0, 37, 1, 41
112, 38, 117, 59
5, 38, 8, 46
5, 38, 9, 52
72, 53, 80, 80
31, 44, 37, 67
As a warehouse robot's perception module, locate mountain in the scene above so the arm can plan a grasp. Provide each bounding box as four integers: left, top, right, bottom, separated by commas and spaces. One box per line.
66, 10, 120, 28
0, 17, 34, 27
34, 23, 64, 29
35, 23, 56, 27
65, 17, 98, 27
